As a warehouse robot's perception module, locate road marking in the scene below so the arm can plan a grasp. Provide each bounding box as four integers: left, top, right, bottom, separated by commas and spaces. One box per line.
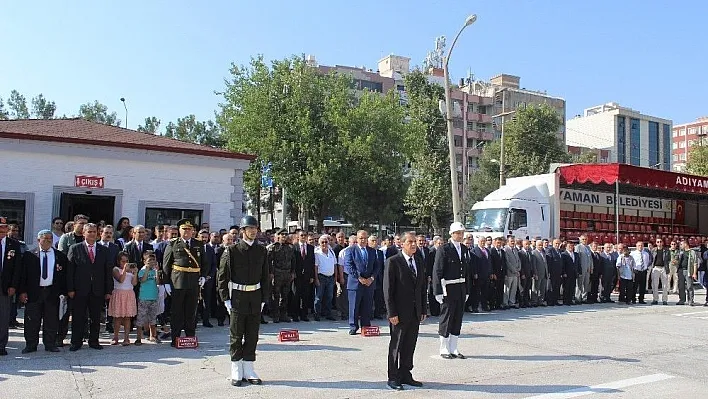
523, 373, 674, 399
673, 310, 708, 317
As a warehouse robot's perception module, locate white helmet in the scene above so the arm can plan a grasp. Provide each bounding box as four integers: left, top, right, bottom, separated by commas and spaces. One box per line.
449, 222, 465, 235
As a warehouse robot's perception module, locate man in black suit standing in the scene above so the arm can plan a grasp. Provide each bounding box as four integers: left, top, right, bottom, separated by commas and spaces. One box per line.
561, 241, 582, 306
67, 223, 113, 351
98, 225, 120, 334
0, 217, 22, 356
292, 230, 315, 321
384, 232, 427, 391
123, 225, 153, 265
545, 239, 563, 306
416, 235, 438, 316
471, 236, 492, 312
433, 222, 469, 359
19, 229, 68, 353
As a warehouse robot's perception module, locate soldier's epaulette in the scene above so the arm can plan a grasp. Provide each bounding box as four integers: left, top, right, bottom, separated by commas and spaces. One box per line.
169, 238, 179, 245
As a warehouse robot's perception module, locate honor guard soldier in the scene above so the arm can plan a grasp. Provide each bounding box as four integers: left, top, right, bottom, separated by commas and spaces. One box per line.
217, 215, 270, 387
162, 219, 210, 347
266, 229, 295, 323
432, 222, 470, 359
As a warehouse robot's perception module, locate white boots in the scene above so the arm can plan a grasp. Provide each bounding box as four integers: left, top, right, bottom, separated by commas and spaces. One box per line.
242, 361, 262, 385
230, 360, 244, 386
449, 335, 465, 359
439, 336, 452, 359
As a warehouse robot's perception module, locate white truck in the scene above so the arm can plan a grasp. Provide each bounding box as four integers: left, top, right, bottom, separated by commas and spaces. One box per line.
467, 173, 558, 243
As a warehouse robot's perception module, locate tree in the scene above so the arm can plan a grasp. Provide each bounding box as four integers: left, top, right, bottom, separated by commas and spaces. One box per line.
469, 103, 570, 202
31, 94, 56, 119
78, 101, 121, 126
137, 116, 162, 134
8, 90, 30, 119
686, 144, 708, 176
164, 115, 224, 147
0, 97, 8, 120
402, 70, 451, 234
571, 148, 599, 164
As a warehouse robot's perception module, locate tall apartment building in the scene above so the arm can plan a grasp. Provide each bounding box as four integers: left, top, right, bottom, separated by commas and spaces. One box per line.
672, 117, 708, 171
566, 102, 672, 170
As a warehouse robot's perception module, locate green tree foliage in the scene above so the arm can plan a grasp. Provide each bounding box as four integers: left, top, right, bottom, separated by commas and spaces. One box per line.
469, 104, 570, 203
0, 97, 8, 120
78, 100, 121, 126
402, 70, 451, 234
8, 90, 30, 119
686, 143, 708, 176
219, 55, 410, 230
137, 116, 161, 134
164, 115, 224, 146
31, 94, 56, 119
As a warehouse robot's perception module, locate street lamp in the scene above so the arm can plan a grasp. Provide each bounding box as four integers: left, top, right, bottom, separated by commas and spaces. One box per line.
443, 13, 477, 223
492, 108, 516, 187
120, 97, 128, 129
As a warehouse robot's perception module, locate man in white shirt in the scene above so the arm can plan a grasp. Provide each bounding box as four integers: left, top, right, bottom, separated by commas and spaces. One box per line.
314, 235, 337, 321
51, 217, 64, 248
630, 241, 651, 304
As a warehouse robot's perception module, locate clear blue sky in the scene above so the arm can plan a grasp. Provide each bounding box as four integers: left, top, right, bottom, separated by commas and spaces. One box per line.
2, 0, 706, 130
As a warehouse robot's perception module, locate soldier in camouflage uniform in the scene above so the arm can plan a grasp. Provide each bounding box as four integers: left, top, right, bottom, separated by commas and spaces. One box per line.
267, 229, 295, 323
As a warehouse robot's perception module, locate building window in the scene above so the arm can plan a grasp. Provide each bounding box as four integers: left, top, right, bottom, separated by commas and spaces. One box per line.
629, 118, 640, 166
0, 199, 26, 238
617, 116, 627, 163
466, 138, 474, 147
689, 127, 697, 135
396, 85, 405, 91
679, 129, 686, 136
467, 121, 475, 131
672, 130, 678, 138
680, 153, 686, 161
144, 208, 203, 232
453, 135, 463, 147
478, 105, 487, 114
467, 156, 477, 168
662, 123, 671, 171
679, 141, 685, 148
453, 119, 464, 129
648, 121, 659, 167
672, 142, 678, 149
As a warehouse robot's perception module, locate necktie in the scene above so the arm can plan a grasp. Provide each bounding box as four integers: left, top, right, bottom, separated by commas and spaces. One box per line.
482, 248, 488, 258
361, 247, 367, 263
408, 257, 416, 277
420, 248, 425, 259
185, 240, 190, 250
301, 244, 306, 258
138, 243, 142, 253
42, 251, 49, 280
88, 245, 95, 263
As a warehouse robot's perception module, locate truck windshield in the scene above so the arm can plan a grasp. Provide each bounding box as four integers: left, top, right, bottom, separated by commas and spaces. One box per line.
466, 208, 507, 232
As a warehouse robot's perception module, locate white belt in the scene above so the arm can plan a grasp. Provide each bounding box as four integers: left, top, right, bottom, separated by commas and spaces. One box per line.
441, 278, 466, 296
229, 282, 261, 293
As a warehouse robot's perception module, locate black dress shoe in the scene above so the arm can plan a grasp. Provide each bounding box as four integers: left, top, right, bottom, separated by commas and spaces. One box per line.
454, 353, 466, 359
0, 349, 7, 356
45, 347, 60, 353
203, 322, 214, 328
218, 321, 225, 327
440, 354, 454, 359
231, 379, 243, 387
22, 347, 37, 354
260, 318, 269, 325
301, 316, 310, 322
246, 378, 262, 385
326, 315, 337, 321
348, 329, 357, 335
387, 380, 404, 390
314, 314, 321, 321
69, 344, 82, 352
88, 343, 103, 350
401, 378, 423, 387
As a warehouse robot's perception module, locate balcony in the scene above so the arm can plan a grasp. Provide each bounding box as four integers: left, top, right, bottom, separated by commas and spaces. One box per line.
466, 148, 481, 157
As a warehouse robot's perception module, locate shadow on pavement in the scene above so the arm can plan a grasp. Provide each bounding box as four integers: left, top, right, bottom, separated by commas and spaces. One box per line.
465, 354, 640, 363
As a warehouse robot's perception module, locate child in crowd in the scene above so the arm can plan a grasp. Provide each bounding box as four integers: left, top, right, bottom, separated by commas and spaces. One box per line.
109, 252, 138, 345
616, 245, 636, 305
136, 252, 161, 345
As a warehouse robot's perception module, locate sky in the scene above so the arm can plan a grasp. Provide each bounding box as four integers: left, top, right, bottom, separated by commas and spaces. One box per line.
2, 0, 707, 131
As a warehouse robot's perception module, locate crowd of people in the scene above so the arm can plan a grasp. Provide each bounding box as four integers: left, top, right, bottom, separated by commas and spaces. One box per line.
1, 212, 707, 359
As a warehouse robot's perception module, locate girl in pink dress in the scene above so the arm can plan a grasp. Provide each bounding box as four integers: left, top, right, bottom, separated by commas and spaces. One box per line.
109, 252, 138, 345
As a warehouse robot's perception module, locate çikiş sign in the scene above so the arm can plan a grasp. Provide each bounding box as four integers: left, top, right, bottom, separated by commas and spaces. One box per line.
75, 175, 104, 189
560, 189, 672, 211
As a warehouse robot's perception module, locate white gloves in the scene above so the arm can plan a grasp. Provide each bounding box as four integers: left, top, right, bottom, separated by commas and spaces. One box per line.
465, 295, 469, 303
165, 285, 172, 296
261, 302, 265, 312
435, 295, 444, 304
224, 300, 232, 312
198, 277, 206, 288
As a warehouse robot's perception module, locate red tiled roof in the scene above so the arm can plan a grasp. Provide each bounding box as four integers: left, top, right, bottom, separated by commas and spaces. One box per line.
0, 118, 254, 160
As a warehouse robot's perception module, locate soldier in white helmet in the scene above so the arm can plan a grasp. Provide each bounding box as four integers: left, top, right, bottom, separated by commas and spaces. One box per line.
432, 222, 471, 359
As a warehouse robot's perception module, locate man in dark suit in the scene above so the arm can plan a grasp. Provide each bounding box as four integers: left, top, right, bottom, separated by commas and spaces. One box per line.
292, 230, 315, 321
489, 238, 506, 310
517, 239, 533, 308
123, 225, 153, 266
588, 242, 603, 303
98, 225, 120, 334
19, 230, 68, 353
370, 236, 386, 320
344, 230, 380, 335
384, 232, 427, 391
471, 236, 492, 312
215, 232, 234, 326
416, 235, 438, 316
199, 230, 219, 328
0, 218, 22, 356
599, 243, 617, 303
433, 222, 469, 359
66, 223, 113, 351
561, 241, 582, 305
545, 239, 563, 306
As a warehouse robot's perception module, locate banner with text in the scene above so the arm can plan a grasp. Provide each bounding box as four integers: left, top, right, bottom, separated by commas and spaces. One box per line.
559, 189, 673, 211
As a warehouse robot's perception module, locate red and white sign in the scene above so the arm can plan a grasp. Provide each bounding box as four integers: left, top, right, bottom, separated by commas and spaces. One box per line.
362, 326, 380, 337
75, 175, 104, 189
176, 336, 199, 349
278, 329, 300, 342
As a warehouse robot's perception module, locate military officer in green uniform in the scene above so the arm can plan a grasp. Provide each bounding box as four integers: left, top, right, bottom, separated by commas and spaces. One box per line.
162, 219, 210, 347
267, 229, 295, 323
217, 215, 269, 386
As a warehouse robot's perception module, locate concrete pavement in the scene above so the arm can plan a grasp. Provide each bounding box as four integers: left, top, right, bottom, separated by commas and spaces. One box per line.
1, 292, 706, 398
